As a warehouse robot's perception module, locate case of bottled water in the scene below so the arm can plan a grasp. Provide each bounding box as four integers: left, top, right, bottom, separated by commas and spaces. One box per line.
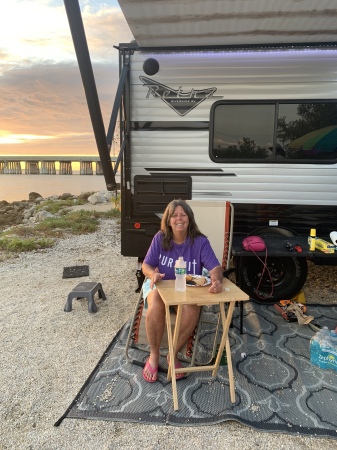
310, 327, 337, 372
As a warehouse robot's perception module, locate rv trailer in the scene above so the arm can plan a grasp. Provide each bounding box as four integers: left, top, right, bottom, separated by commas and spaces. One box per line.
64, 0, 337, 300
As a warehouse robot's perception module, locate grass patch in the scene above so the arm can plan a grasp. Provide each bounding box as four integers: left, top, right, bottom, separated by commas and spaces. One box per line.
90, 209, 121, 219
36, 198, 86, 214
0, 200, 121, 254
2, 226, 39, 238
35, 210, 100, 234
0, 236, 54, 252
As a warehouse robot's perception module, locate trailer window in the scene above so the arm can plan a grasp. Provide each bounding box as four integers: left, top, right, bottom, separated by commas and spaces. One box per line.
278, 103, 337, 161
211, 104, 275, 161
210, 101, 337, 163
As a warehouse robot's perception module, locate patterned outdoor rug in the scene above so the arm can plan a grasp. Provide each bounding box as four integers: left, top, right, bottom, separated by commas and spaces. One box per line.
56, 301, 337, 439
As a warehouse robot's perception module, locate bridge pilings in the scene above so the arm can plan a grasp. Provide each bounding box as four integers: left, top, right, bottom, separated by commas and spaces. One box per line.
80, 161, 93, 175
0, 156, 117, 175
40, 161, 56, 174
96, 161, 104, 175
59, 161, 72, 175
25, 161, 40, 174
2, 161, 22, 174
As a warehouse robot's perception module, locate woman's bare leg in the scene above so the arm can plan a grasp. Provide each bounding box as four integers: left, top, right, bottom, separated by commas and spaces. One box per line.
171, 304, 201, 364
143, 289, 165, 380
144, 292, 200, 379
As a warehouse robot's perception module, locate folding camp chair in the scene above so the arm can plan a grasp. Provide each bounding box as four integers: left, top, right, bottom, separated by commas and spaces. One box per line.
125, 201, 235, 371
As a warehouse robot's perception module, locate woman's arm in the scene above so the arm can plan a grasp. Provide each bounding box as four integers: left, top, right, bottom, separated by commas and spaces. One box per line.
142, 262, 165, 289
208, 265, 223, 293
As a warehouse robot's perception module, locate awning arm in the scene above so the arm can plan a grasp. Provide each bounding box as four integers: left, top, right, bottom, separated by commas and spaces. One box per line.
114, 136, 127, 176
106, 60, 130, 150
63, 0, 116, 190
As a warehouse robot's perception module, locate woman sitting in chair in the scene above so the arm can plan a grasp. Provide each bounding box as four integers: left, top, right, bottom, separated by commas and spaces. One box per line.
142, 199, 223, 382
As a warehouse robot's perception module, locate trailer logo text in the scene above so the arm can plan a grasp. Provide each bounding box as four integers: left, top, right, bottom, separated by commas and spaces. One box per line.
139, 76, 222, 116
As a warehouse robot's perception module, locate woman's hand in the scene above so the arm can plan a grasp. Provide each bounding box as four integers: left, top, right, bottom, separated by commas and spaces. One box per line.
142, 263, 165, 289
150, 268, 165, 289
208, 278, 222, 293
208, 265, 223, 294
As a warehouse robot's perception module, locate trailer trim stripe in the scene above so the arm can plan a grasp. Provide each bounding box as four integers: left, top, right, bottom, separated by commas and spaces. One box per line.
145, 168, 236, 176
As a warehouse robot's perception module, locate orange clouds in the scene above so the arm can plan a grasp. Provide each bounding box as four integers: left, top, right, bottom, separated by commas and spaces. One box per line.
0, 1, 133, 157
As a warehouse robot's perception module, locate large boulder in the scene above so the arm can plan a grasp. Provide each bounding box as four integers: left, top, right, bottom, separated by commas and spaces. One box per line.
33, 210, 54, 222
29, 192, 43, 202
87, 192, 108, 204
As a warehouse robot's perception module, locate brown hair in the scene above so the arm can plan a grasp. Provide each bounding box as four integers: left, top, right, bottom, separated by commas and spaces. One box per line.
160, 199, 204, 250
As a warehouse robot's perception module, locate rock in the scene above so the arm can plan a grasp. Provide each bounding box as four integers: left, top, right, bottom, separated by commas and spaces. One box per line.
23, 207, 36, 220
33, 210, 54, 221
78, 192, 94, 200
29, 192, 43, 202
0, 192, 89, 231
59, 193, 73, 200
87, 192, 107, 204
0, 201, 30, 229
103, 191, 114, 202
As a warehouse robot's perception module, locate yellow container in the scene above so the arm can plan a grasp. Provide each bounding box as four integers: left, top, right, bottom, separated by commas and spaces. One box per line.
308, 229, 316, 251
315, 238, 335, 254
291, 290, 306, 304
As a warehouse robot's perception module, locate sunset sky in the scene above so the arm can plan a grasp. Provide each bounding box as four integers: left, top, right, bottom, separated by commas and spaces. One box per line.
0, 0, 133, 158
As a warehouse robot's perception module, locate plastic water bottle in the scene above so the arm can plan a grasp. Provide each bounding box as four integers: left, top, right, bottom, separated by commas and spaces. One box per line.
318, 331, 328, 369
330, 330, 337, 340
328, 330, 337, 349
310, 333, 321, 367
175, 256, 186, 292
322, 326, 330, 335
317, 328, 332, 369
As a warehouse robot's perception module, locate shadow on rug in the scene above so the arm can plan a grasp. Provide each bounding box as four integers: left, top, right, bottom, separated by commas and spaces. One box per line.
55, 302, 337, 439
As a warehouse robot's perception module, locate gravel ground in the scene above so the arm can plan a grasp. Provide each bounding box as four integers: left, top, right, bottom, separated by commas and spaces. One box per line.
1, 208, 337, 450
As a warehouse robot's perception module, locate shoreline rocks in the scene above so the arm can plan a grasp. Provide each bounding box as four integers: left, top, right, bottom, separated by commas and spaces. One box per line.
0, 199, 34, 229
0, 190, 116, 231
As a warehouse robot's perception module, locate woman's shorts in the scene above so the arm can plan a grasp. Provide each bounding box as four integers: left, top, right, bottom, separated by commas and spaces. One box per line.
142, 278, 156, 304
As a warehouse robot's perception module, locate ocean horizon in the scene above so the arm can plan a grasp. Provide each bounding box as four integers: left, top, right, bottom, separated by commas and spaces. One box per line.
0, 173, 119, 202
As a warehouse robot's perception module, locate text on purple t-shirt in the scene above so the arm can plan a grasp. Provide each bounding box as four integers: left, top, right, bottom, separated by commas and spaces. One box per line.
143, 232, 220, 280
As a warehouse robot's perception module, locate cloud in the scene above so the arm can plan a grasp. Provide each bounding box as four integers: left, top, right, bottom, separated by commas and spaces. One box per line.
0, 61, 118, 155
83, 7, 134, 60
0, 1, 133, 157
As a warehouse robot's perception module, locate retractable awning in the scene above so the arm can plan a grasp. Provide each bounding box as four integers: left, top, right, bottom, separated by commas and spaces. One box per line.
117, 0, 337, 48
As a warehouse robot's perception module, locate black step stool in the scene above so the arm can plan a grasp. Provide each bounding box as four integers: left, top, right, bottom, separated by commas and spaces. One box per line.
64, 282, 106, 313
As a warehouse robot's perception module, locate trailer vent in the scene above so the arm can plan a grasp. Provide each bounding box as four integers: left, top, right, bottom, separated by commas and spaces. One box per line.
134, 175, 192, 213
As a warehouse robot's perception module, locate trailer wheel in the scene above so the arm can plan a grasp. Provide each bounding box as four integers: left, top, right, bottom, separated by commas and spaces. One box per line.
239, 232, 308, 301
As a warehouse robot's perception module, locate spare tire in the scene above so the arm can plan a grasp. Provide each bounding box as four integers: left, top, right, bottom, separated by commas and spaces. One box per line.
240, 255, 307, 301
239, 231, 308, 301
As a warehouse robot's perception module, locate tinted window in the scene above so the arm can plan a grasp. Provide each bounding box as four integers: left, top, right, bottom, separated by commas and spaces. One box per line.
210, 101, 337, 163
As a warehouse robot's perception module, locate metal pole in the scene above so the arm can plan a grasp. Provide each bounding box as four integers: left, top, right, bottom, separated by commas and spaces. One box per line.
63, 0, 116, 190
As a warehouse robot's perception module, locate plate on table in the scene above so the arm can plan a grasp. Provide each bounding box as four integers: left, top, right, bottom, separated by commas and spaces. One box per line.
186, 275, 211, 287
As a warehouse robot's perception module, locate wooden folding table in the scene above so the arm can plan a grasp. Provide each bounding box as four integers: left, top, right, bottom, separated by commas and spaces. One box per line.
156, 278, 249, 410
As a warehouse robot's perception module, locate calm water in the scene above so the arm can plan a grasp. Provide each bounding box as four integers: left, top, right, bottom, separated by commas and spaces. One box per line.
0, 173, 118, 202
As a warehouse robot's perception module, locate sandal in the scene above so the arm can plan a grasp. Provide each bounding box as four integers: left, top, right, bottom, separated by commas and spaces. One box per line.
142, 357, 158, 383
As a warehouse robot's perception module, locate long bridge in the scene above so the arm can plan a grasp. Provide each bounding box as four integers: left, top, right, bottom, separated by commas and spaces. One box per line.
0, 155, 117, 175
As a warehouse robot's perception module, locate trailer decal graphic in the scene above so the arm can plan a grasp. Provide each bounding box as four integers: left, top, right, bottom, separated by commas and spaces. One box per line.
139, 76, 222, 116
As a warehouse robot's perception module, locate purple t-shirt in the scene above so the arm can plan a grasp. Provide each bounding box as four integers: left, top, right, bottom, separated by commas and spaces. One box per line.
143, 232, 220, 280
